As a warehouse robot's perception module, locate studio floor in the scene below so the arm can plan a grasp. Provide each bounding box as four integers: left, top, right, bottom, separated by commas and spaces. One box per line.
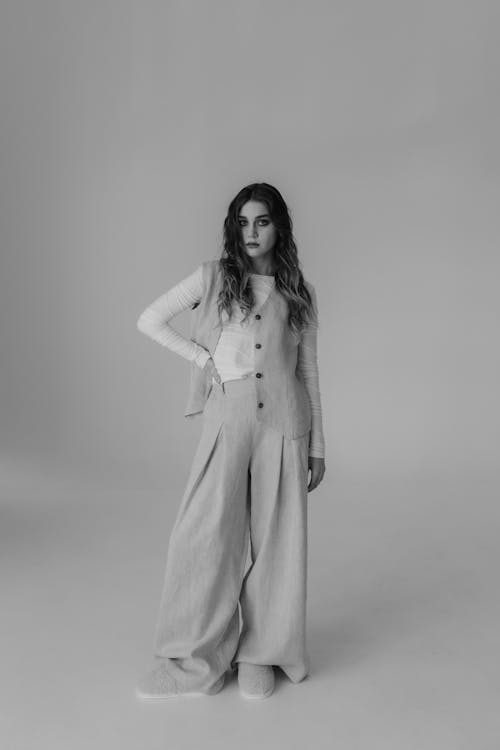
1, 473, 499, 750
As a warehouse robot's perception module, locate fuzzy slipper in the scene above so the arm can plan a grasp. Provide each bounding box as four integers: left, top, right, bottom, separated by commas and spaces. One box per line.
136, 663, 225, 701
237, 662, 275, 699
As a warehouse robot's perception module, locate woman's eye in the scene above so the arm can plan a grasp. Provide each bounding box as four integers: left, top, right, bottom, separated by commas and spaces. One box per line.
238, 219, 270, 227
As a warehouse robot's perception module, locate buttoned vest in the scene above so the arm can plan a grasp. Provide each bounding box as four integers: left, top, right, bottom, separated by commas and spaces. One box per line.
184, 259, 313, 439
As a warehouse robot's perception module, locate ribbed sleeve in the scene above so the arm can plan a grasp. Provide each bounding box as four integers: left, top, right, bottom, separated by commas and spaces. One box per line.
136, 264, 211, 370
297, 285, 325, 459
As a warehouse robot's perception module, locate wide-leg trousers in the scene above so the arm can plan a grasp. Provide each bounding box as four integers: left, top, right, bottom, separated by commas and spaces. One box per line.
151, 376, 310, 693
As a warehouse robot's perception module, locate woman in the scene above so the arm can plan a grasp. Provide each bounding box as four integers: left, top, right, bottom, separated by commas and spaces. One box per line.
135, 182, 326, 700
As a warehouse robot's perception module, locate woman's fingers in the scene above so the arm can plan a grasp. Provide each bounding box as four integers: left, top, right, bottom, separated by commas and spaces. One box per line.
307, 457, 326, 492
204, 357, 222, 384
211, 361, 221, 384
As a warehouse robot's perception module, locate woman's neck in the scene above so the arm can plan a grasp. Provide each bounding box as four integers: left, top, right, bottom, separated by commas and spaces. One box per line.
248, 254, 275, 276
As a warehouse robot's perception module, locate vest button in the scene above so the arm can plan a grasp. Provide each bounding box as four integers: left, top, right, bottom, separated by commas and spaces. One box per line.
255, 314, 261, 320
258, 402, 264, 408
256, 372, 262, 378
255, 343, 262, 349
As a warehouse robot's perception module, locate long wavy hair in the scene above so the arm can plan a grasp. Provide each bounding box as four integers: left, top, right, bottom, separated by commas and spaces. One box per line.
217, 182, 314, 335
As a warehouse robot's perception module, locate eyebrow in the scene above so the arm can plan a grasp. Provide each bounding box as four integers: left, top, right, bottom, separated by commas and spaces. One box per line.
238, 214, 270, 219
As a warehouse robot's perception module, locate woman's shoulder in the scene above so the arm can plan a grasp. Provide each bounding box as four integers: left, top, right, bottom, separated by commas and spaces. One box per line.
201, 258, 221, 269
192, 259, 222, 293
302, 278, 318, 320
198, 258, 222, 277
303, 277, 317, 297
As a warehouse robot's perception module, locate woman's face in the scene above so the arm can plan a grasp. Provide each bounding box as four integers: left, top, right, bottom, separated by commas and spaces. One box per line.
238, 200, 278, 262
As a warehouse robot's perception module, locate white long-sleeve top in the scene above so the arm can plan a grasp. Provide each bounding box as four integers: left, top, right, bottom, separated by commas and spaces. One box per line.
137, 264, 325, 458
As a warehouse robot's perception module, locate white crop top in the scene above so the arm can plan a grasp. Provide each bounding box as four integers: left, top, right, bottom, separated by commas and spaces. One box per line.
137, 264, 325, 458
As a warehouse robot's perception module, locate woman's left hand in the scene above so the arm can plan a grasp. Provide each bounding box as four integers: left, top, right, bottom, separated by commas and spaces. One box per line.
307, 456, 326, 492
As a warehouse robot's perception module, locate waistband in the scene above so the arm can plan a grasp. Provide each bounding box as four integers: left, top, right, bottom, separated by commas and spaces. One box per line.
212, 375, 255, 397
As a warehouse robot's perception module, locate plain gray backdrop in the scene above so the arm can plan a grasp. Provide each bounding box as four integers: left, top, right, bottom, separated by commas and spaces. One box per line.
1, 2, 499, 749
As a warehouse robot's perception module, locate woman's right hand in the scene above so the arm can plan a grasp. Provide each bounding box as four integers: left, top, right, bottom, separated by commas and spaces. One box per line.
203, 356, 222, 385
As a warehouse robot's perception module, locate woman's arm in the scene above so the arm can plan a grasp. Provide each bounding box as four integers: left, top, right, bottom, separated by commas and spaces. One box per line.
136, 264, 211, 370
297, 284, 325, 459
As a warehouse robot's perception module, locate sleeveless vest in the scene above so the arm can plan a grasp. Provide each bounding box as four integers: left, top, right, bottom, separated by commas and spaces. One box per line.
183, 259, 312, 439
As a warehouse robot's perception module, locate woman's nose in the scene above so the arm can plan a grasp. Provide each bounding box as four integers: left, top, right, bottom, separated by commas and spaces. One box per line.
249, 224, 258, 237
